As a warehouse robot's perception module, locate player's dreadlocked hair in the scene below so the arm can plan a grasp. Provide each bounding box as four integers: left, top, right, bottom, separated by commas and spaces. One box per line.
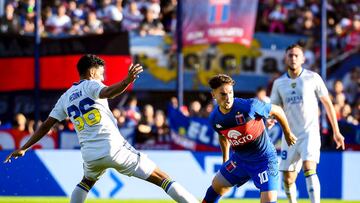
77, 54, 105, 77
285, 43, 304, 53
208, 74, 235, 90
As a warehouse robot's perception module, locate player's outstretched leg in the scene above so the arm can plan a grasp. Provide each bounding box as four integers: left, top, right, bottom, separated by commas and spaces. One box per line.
146, 167, 199, 203
70, 177, 96, 203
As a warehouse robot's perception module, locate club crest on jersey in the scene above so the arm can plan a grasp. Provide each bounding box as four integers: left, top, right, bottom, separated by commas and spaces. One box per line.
235, 113, 245, 125
291, 83, 296, 88
225, 161, 236, 173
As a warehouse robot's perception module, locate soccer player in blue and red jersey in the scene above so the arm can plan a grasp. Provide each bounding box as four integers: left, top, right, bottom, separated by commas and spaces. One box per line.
202, 74, 297, 203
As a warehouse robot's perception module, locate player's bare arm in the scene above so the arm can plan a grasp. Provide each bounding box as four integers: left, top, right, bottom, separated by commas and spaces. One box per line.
320, 95, 345, 150
269, 104, 297, 146
4, 117, 58, 163
218, 134, 230, 163
99, 64, 143, 99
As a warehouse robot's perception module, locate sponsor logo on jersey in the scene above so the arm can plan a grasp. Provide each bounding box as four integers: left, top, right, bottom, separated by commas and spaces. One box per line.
285, 95, 303, 104
219, 118, 265, 147
228, 130, 241, 139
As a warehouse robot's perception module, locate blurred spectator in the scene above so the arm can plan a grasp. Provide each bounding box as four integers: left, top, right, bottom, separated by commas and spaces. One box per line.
83, 11, 103, 34
68, 18, 84, 35
125, 96, 141, 124
139, 8, 164, 36
67, 0, 86, 21
170, 96, 189, 116
146, 0, 161, 19
160, 0, 176, 32
340, 104, 358, 125
96, 0, 122, 32
135, 104, 155, 144
152, 109, 171, 143
0, 3, 21, 33
188, 100, 202, 117
302, 37, 316, 69
45, 4, 72, 36
268, 4, 286, 33
122, 0, 143, 32
9, 113, 29, 148
331, 80, 347, 120
344, 16, 360, 51
342, 67, 360, 105
201, 101, 214, 118
301, 9, 317, 36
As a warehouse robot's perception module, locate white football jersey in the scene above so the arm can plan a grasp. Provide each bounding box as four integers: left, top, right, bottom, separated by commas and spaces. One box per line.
270, 69, 328, 139
49, 80, 124, 162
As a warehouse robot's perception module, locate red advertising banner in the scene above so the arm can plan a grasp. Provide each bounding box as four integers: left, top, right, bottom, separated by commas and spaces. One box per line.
0, 33, 131, 91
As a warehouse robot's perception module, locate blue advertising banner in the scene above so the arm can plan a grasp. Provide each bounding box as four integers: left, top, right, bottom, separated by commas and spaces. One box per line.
167, 105, 220, 151
0, 150, 351, 199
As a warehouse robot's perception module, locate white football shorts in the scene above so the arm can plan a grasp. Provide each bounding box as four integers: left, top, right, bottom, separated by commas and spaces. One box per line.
83, 141, 157, 181
279, 131, 321, 172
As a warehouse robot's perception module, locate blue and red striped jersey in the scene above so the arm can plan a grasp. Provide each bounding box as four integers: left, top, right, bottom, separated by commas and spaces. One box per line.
209, 98, 276, 161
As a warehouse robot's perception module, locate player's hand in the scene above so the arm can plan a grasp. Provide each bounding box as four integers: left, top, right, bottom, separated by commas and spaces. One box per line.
3, 149, 27, 163
333, 132, 345, 150
285, 132, 297, 147
127, 63, 143, 83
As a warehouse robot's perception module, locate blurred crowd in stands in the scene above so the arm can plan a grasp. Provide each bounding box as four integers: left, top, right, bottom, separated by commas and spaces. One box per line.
1, 0, 359, 51
258, 0, 360, 60
0, 0, 174, 37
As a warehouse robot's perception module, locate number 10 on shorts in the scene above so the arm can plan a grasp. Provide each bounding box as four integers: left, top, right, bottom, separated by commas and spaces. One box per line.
258, 171, 268, 184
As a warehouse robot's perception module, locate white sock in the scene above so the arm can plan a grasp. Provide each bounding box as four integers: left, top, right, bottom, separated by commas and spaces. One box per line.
305, 173, 321, 203
161, 179, 198, 203
70, 185, 88, 203
284, 183, 297, 203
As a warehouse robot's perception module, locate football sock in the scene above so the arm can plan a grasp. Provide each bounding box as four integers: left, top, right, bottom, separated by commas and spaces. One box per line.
283, 182, 297, 203
305, 169, 320, 203
202, 186, 221, 203
70, 184, 88, 203
161, 178, 198, 203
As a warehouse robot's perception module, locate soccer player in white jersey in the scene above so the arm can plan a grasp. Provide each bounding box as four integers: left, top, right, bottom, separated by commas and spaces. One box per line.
4, 54, 199, 203
270, 44, 345, 203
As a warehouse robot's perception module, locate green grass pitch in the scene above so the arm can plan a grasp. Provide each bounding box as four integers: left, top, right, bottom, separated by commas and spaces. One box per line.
0, 197, 359, 203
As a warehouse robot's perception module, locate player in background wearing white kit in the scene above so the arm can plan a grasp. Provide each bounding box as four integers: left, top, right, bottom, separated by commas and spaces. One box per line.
4, 54, 199, 203
269, 44, 345, 203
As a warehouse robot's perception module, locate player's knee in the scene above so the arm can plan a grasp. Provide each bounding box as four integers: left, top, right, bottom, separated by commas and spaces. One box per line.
210, 172, 232, 195
282, 175, 295, 185
77, 177, 96, 192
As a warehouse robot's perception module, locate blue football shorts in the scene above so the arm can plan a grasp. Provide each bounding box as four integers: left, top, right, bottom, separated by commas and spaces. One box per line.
220, 153, 279, 192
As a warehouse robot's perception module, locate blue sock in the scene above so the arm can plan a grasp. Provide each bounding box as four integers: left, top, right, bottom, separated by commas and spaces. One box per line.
202, 186, 221, 203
